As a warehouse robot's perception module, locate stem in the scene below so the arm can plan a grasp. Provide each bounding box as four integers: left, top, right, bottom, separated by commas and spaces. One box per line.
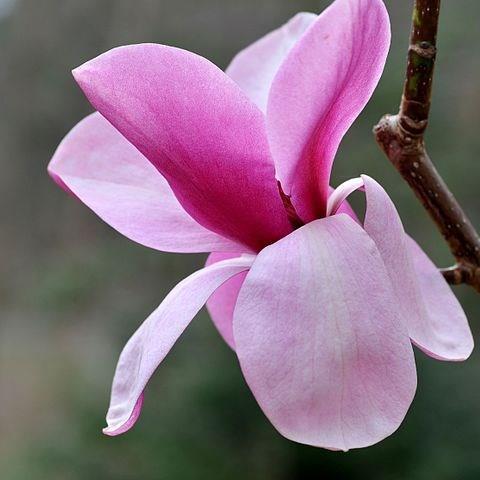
374, 0, 480, 293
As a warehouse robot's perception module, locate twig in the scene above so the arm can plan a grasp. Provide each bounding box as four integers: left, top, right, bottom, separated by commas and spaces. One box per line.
373, 0, 480, 293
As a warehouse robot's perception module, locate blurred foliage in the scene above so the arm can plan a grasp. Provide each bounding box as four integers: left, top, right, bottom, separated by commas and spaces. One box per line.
0, 0, 479, 478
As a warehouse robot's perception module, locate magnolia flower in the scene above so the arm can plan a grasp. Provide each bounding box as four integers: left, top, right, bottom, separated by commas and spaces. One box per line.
48, 0, 473, 451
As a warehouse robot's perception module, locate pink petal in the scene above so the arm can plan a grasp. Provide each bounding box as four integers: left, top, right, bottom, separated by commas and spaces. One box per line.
327, 186, 361, 224
73, 44, 292, 252
226, 12, 317, 112
267, 0, 390, 221
406, 236, 473, 361
48, 113, 242, 253
205, 190, 364, 352
205, 252, 247, 349
362, 175, 473, 361
234, 215, 416, 450
327, 178, 364, 217
104, 254, 255, 436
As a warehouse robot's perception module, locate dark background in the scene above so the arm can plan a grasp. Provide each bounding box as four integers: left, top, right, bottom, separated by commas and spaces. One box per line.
1, 0, 479, 478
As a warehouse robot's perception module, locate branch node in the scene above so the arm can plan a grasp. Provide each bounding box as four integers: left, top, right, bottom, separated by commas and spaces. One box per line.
410, 42, 437, 59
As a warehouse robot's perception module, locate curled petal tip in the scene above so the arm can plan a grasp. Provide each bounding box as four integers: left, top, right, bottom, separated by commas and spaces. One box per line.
103, 392, 145, 437
102, 426, 122, 437
411, 339, 473, 363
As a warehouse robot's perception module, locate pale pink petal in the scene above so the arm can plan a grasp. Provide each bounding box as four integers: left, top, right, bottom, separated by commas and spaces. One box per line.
334, 198, 359, 222
362, 175, 473, 361
73, 44, 292, 252
226, 12, 317, 112
267, 0, 390, 220
205, 252, 247, 349
327, 178, 364, 217
234, 215, 416, 451
327, 186, 360, 223
406, 236, 473, 361
104, 254, 255, 436
48, 113, 242, 253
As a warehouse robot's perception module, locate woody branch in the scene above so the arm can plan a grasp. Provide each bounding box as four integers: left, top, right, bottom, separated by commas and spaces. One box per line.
373, 0, 480, 293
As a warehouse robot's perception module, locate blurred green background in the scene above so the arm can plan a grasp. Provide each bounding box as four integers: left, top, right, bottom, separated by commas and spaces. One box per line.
0, 0, 479, 478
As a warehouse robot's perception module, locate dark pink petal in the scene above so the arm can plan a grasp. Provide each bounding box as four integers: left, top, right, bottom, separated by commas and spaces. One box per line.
226, 12, 316, 112
104, 254, 254, 436
48, 113, 242, 253
406, 236, 473, 361
362, 175, 473, 361
205, 252, 247, 349
73, 44, 292, 252
234, 215, 416, 450
267, 0, 390, 220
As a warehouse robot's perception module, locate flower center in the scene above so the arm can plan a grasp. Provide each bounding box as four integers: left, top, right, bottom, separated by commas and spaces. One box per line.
277, 181, 304, 230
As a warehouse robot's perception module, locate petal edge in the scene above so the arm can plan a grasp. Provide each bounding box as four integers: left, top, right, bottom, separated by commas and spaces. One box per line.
234, 215, 416, 450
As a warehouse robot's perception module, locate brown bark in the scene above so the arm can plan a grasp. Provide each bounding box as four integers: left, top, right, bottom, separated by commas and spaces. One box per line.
374, 0, 480, 293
